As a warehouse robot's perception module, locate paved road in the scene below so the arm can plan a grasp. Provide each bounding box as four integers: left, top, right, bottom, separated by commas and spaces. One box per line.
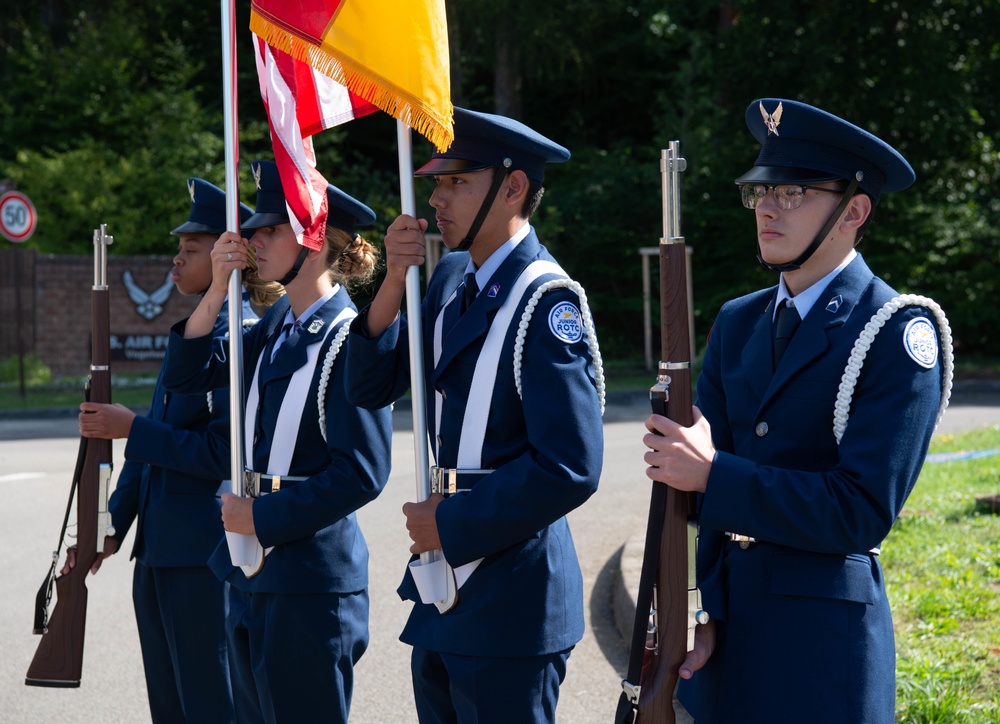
1, 384, 996, 723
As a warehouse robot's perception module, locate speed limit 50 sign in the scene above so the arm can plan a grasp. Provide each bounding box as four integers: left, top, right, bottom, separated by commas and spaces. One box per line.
0, 191, 38, 242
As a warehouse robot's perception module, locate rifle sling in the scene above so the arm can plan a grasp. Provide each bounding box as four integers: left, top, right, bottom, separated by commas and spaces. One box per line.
614, 480, 668, 724
33, 431, 89, 635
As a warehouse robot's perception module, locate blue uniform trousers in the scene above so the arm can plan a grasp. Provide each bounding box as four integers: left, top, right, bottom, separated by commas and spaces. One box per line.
411, 646, 571, 724
226, 587, 369, 724
132, 562, 234, 723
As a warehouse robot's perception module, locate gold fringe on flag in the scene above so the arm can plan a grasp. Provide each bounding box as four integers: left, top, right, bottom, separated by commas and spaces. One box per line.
251, 13, 454, 152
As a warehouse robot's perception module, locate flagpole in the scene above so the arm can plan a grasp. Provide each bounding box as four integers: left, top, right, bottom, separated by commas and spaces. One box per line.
221, 0, 244, 489
220, 0, 265, 576
396, 120, 432, 519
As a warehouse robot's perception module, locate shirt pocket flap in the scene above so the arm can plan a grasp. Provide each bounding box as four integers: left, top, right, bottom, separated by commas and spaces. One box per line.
769, 550, 875, 605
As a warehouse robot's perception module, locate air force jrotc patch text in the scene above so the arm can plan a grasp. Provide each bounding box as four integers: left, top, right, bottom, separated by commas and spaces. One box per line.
549, 302, 583, 343
903, 317, 938, 368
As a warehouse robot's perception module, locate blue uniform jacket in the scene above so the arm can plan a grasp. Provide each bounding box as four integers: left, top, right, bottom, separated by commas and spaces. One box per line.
345, 230, 604, 658
109, 303, 242, 567
677, 254, 943, 723
162, 287, 393, 594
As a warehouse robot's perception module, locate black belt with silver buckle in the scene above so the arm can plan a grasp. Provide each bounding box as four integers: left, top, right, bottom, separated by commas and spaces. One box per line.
243, 471, 309, 497
429, 466, 493, 496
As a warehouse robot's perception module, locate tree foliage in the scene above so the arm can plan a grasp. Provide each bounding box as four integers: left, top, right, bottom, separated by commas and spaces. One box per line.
1, 0, 996, 356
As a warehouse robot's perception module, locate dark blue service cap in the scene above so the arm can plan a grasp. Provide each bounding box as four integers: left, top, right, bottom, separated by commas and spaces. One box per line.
242, 160, 289, 230
414, 107, 570, 183
242, 160, 375, 235
170, 178, 253, 235
734, 98, 915, 203
326, 184, 376, 234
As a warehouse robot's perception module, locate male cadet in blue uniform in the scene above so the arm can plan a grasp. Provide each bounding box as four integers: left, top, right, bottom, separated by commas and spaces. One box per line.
345, 108, 606, 723
642, 99, 951, 723
70, 179, 267, 723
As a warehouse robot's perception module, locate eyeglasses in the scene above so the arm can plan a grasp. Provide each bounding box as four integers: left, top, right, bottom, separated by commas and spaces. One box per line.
740, 184, 844, 210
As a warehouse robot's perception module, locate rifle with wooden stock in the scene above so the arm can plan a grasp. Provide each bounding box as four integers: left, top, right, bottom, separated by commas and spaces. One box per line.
26, 225, 116, 688
616, 143, 706, 724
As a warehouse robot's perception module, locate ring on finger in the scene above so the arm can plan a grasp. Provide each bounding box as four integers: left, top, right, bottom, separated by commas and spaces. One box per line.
227, 251, 233, 261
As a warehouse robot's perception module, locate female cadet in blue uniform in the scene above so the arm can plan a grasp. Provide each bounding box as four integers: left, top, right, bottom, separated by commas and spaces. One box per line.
161, 159, 392, 724
68, 178, 281, 723
642, 99, 952, 723
344, 108, 605, 723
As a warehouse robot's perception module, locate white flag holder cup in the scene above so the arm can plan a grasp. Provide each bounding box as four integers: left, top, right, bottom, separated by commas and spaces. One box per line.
227, 529, 265, 571
409, 551, 456, 606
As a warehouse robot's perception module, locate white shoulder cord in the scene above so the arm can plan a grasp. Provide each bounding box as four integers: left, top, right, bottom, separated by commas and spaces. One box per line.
317, 314, 356, 442
512, 278, 606, 416
833, 294, 954, 445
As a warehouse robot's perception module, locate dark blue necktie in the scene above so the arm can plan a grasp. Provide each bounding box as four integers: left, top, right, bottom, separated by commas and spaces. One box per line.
773, 299, 801, 369
272, 320, 301, 360
461, 272, 478, 315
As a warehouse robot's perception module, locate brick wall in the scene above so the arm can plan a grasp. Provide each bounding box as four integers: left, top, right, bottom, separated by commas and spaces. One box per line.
4, 250, 204, 379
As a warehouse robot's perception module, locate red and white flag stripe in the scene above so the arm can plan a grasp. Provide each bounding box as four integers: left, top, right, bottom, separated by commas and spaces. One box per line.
253, 35, 376, 250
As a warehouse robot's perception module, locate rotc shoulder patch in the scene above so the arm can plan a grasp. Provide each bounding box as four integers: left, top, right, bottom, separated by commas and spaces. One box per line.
548, 301, 583, 343
903, 317, 938, 368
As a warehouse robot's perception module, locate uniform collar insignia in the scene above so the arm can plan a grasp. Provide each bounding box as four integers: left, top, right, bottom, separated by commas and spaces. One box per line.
253, 163, 263, 190
825, 294, 843, 313
188, 179, 196, 202
760, 101, 783, 136
307, 319, 325, 334
487, 283, 500, 298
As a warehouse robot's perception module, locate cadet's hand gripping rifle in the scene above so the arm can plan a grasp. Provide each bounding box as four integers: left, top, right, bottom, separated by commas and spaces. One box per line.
616, 143, 707, 723
26, 225, 116, 687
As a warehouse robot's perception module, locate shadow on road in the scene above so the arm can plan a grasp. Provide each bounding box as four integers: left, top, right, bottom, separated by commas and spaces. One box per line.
589, 545, 629, 674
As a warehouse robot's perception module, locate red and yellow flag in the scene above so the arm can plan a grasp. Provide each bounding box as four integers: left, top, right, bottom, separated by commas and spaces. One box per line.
250, 0, 454, 152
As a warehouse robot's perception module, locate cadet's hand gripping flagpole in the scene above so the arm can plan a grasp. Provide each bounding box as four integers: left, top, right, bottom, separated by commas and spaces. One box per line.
397, 121, 458, 613
221, 0, 264, 576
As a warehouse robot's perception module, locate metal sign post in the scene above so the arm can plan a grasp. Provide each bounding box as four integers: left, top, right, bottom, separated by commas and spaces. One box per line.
0, 188, 37, 400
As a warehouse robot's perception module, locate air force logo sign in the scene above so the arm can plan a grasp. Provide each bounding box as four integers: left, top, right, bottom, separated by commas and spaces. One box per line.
123, 269, 174, 320
903, 317, 938, 369
549, 302, 583, 343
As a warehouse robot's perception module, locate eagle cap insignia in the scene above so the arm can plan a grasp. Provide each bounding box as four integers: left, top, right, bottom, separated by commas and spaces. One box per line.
188, 179, 196, 202
760, 101, 784, 136
253, 163, 263, 190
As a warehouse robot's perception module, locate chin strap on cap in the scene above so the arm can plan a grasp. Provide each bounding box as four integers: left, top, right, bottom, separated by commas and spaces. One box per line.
278, 247, 310, 286
457, 160, 512, 252
757, 171, 863, 273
